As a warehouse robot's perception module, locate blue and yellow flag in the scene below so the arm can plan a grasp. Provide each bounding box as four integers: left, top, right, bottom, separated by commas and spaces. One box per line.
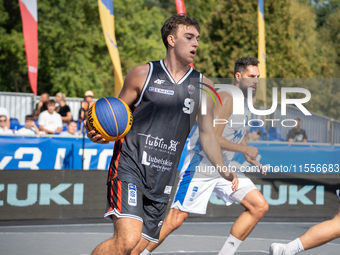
98, 0, 123, 96
257, 0, 266, 105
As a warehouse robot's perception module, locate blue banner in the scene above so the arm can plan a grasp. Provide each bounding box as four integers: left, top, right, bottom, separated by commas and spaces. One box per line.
178, 141, 340, 174
1, 135, 340, 173
234, 142, 340, 174
0, 136, 114, 170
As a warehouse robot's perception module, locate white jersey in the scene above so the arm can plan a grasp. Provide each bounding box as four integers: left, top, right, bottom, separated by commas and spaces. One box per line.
38, 111, 62, 132
0, 127, 13, 135
187, 91, 250, 179
17, 127, 36, 136
171, 91, 256, 211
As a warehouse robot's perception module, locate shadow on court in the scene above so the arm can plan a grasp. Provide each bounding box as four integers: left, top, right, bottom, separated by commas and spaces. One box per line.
0, 217, 339, 255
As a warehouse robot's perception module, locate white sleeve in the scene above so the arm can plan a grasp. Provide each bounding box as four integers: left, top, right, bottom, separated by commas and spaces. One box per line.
38, 112, 44, 126
57, 113, 63, 127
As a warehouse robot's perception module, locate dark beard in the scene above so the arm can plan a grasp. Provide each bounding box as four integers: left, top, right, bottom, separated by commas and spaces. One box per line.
239, 82, 256, 99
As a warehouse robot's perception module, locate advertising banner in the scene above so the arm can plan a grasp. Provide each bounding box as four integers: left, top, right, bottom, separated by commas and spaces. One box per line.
0, 170, 107, 220
1, 136, 339, 173
0, 170, 339, 220
205, 173, 340, 219
0, 136, 114, 170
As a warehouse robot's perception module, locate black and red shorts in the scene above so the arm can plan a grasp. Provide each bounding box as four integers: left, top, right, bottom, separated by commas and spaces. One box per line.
104, 177, 167, 243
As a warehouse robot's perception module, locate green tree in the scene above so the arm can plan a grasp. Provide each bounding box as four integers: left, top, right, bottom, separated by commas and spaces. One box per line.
319, 9, 340, 77
1, 0, 339, 121
114, 0, 170, 75
0, 0, 171, 97
0, 0, 29, 92
0, 0, 112, 96
202, 0, 336, 78
184, 0, 221, 76
206, 0, 258, 78
309, 0, 340, 27
37, 0, 111, 97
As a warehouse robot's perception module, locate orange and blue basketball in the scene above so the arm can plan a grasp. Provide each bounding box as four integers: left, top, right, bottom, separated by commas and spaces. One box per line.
86, 97, 133, 141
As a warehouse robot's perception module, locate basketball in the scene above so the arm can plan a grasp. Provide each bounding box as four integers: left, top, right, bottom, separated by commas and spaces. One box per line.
86, 97, 133, 141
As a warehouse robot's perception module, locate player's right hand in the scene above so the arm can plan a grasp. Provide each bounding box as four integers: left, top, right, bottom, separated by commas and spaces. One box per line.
244, 154, 266, 175
244, 146, 258, 160
84, 120, 109, 144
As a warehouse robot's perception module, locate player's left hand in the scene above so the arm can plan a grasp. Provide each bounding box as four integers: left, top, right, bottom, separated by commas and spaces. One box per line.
244, 155, 266, 175
218, 169, 239, 191
230, 171, 239, 191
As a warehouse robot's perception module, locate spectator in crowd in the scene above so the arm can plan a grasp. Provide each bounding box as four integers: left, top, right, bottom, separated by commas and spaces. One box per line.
34, 92, 50, 120
17, 115, 40, 136
0, 106, 10, 128
288, 118, 307, 142
59, 120, 79, 137
0, 115, 13, 135
38, 99, 62, 134
55, 92, 72, 124
79, 90, 94, 121
247, 129, 262, 141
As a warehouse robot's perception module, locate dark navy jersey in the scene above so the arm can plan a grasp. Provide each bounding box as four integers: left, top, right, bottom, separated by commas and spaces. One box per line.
108, 60, 202, 202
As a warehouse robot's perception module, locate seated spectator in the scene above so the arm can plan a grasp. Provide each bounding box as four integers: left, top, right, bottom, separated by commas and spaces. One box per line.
247, 129, 262, 141
0, 115, 13, 135
59, 121, 79, 137
79, 90, 94, 121
38, 100, 62, 134
288, 118, 307, 142
33, 92, 50, 120
0, 106, 10, 128
55, 92, 72, 124
17, 115, 40, 136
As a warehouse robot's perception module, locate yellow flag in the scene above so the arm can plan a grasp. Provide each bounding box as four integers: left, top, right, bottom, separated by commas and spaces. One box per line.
257, 0, 266, 105
98, 0, 124, 96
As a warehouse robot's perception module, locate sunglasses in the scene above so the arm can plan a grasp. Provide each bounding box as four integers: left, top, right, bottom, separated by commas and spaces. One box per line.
0, 119, 7, 122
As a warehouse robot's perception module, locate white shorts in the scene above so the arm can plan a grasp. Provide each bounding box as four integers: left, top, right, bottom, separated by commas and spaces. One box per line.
171, 158, 257, 214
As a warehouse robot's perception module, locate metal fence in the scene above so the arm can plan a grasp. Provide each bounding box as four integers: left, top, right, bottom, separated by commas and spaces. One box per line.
333, 119, 340, 144
252, 103, 339, 144
271, 105, 329, 143
0, 92, 87, 125
1, 91, 339, 144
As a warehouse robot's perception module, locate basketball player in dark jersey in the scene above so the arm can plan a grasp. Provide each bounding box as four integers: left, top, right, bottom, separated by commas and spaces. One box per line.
86, 14, 238, 255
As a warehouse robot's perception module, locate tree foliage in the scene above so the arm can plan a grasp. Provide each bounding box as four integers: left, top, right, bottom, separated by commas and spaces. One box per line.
0, 0, 170, 97
1, 0, 340, 119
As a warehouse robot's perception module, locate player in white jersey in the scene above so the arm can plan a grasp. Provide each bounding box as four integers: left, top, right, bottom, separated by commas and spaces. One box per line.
269, 189, 340, 255
141, 57, 268, 255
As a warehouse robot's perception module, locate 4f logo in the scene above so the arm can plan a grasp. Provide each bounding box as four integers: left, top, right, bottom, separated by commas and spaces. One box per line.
154, 79, 165, 85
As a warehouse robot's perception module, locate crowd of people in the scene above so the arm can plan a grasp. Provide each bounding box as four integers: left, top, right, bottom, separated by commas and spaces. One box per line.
244, 118, 308, 143
0, 90, 95, 137
0, 93, 308, 142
